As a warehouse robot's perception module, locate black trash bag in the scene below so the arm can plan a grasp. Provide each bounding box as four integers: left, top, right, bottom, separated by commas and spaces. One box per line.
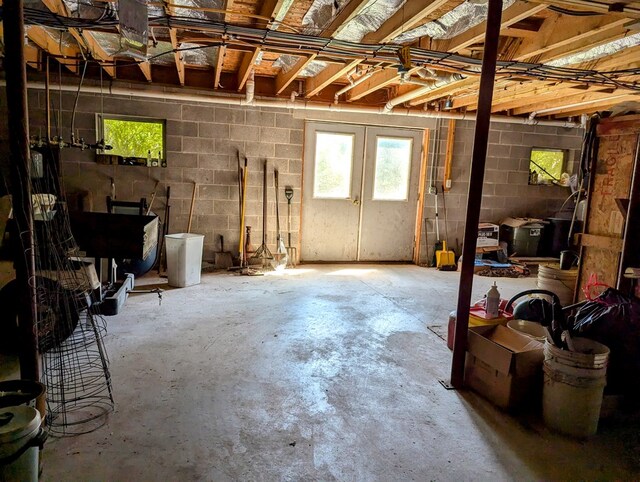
570, 288, 640, 397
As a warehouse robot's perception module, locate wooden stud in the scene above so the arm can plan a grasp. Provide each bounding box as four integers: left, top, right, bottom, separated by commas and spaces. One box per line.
413, 129, 430, 265
434, 2, 548, 52
346, 66, 420, 102
275, 54, 317, 94
511, 13, 630, 61
321, 0, 371, 38
41, 0, 116, 77
26, 26, 79, 73
363, 0, 451, 43
305, 60, 362, 98
237, 48, 261, 91
214, 45, 226, 89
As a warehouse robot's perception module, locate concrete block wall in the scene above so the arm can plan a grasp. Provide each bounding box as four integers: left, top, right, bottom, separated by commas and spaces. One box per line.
1, 85, 583, 265
19, 89, 304, 261
420, 120, 584, 263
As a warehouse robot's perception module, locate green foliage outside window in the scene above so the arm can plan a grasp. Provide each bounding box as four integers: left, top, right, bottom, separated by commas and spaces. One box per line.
529, 148, 565, 183
102, 117, 164, 159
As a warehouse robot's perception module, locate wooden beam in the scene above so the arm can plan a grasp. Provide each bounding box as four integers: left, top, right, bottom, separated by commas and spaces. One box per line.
24, 44, 42, 69
346, 66, 420, 102
537, 93, 636, 116
139, 61, 152, 82
169, 28, 186, 86
214, 45, 226, 89
224, 0, 235, 20
237, 0, 293, 92
237, 48, 261, 91
26, 26, 78, 73
511, 88, 625, 115
502, 26, 540, 38
362, 0, 451, 43
275, 54, 317, 94
306, 60, 362, 98
321, 0, 371, 38
41, 0, 115, 77
434, 2, 548, 52
526, 0, 640, 18
407, 77, 478, 106
512, 13, 630, 61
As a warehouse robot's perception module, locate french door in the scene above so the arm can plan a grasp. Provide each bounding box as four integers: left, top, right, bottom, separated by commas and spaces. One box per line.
301, 122, 423, 262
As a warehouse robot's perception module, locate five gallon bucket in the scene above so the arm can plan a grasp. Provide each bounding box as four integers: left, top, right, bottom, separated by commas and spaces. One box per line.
537, 263, 578, 306
0, 406, 43, 482
542, 338, 610, 437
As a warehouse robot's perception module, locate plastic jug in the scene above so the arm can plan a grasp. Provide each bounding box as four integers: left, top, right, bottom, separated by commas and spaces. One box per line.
486, 282, 501, 319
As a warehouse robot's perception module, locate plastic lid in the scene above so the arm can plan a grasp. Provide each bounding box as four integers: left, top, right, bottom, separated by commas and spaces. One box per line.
0, 406, 41, 444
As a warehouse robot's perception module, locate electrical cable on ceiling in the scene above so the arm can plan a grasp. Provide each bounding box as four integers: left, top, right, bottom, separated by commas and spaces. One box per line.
548, 5, 602, 16
13, 7, 640, 91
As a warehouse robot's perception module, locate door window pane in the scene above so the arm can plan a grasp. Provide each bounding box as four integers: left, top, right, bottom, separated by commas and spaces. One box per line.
373, 137, 412, 201
313, 132, 354, 199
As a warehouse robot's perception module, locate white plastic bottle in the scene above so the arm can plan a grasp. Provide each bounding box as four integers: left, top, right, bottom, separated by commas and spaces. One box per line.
486, 282, 500, 319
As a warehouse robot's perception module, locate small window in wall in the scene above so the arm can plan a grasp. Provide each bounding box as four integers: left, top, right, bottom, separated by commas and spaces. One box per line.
529, 148, 565, 185
98, 115, 165, 160
373, 137, 412, 201
313, 131, 354, 199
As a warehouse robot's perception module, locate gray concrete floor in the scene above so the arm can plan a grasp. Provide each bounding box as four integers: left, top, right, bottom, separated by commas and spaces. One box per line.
5, 265, 640, 480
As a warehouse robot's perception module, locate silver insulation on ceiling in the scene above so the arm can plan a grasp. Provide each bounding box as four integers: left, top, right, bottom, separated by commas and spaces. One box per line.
547, 33, 640, 68
334, 0, 407, 42
172, 0, 224, 22
147, 41, 177, 65
276, 0, 408, 79
181, 43, 219, 66
272, 56, 329, 77
393, 0, 515, 44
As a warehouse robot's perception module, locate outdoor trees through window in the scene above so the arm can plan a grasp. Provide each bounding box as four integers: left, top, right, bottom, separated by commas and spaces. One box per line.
100, 116, 165, 159
529, 148, 565, 184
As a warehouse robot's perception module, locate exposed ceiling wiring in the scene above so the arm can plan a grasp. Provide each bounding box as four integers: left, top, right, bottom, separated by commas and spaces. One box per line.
10, 7, 640, 91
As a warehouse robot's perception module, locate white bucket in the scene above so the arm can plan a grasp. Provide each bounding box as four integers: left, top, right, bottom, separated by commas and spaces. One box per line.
0, 406, 42, 482
537, 264, 578, 307
165, 233, 205, 288
542, 339, 609, 437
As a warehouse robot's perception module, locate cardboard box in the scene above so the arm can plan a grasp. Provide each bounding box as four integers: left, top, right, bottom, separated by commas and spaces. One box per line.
465, 325, 544, 410
477, 223, 499, 247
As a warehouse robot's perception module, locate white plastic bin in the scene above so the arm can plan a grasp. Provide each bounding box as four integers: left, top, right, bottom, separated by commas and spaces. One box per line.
165, 233, 205, 288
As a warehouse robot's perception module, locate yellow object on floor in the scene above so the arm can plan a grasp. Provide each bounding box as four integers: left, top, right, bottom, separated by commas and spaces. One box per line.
436, 240, 455, 269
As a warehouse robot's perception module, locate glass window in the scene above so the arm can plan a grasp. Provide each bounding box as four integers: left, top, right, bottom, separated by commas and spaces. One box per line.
373, 137, 412, 201
100, 116, 165, 159
529, 148, 565, 184
313, 132, 354, 199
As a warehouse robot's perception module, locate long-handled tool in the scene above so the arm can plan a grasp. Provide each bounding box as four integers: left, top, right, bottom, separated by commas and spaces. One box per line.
187, 181, 197, 233
284, 186, 297, 266
437, 186, 457, 271
273, 168, 288, 269
157, 185, 171, 275
251, 159, 274, 270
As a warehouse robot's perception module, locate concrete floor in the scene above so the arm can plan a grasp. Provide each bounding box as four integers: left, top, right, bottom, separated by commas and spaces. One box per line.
4, 265, 639, 480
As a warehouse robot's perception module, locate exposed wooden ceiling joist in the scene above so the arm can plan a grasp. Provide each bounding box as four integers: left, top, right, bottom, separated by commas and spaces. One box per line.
511, 13, 631, 61
306, 60, 363, 98
236, 0, 294, 91
322, 0, 371, 37
26, 26, 79, 74
41, 0, 116, 78
275, 54, 317, 94
538, 93, 638, 116
511, 88, 622, 114
527, 0, 640, 18
362, 0, 451, 44
433, 2, 548, 52
407, 77, 479, 106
